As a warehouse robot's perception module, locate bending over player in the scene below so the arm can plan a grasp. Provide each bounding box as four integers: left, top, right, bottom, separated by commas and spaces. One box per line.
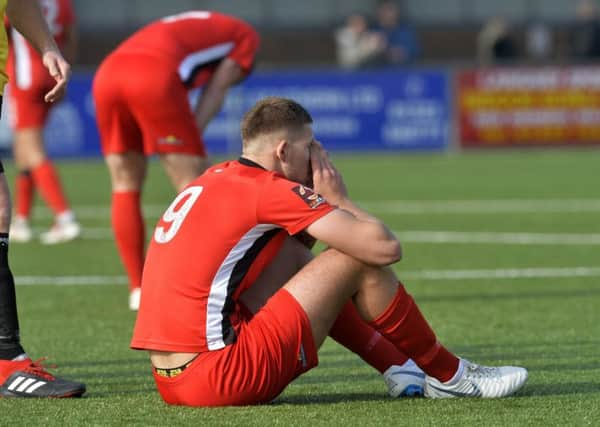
93, 11, 260, 310
131, 97, 528, 406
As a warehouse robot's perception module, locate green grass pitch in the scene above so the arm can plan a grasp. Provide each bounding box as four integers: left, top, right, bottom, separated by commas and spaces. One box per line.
0, 149, 598, 425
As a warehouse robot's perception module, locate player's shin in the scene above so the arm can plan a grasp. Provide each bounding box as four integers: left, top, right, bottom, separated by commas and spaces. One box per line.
368, 283, 460, 383
15, 171, 34, 219
31, 160, 70, 215
330, 300, 408, 373
111, 191, 145, 291
0, 235, 25, 360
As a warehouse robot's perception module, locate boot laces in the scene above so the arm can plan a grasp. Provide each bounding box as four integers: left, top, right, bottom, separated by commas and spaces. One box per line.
23, 357, 56, 381
465, 363, 498, 380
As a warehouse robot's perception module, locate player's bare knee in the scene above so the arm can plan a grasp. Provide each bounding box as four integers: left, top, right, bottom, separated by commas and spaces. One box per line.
359, 265, 398, 292
106, 155, 146, 191
319, 247, 371, 274
111, 171, 145, 191
0, 196, 12, 230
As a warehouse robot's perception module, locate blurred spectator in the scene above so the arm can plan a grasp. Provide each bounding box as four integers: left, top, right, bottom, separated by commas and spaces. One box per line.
335, 13, 385, 69
570, 0, 600, 60
374, 1, 419, 65
525, 21, 553, 61
477, 16, 518, 65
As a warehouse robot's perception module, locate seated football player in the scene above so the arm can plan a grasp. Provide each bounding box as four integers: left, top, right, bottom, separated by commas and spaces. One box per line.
131, 97, 528, 406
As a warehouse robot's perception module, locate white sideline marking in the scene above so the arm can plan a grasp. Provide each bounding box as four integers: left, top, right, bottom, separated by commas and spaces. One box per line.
362, 199, 600, 214
15, 266, 600, 286
17, 275, 128, 285
71, 227, 600, 246
401, 267, 600, 281
395, 231, 600, 245
31, 205, 166, 220
26, 199, 600, 220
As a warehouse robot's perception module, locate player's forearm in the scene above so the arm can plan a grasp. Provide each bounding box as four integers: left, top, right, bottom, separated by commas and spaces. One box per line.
6, 0, 59, 55
62, 25, 78, 64
336, 197, 384, 224
194, 86, 226, 133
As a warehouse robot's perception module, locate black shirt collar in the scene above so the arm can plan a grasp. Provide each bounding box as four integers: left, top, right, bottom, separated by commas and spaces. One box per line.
238, 157, 266, 170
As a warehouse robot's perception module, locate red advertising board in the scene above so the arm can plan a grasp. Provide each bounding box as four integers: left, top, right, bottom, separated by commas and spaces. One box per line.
458, 67, 600, 147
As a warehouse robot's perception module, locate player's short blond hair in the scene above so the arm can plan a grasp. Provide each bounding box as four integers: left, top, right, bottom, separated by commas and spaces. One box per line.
241, 97, 313, 143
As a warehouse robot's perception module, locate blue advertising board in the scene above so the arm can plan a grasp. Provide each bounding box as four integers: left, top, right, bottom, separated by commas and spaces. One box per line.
0, 74, 100, 158
0, 69, 450, 157
205, 70, 451, 154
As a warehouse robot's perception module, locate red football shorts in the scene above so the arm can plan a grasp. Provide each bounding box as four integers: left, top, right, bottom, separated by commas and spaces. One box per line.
153, 289, 318, 407
93, 53, 206, 156
7, 58, 56, 130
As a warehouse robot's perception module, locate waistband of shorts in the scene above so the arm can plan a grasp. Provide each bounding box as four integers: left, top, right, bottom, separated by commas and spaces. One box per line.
153, 354, 199, 378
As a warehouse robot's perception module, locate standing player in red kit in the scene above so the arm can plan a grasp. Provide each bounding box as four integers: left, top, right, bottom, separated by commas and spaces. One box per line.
0, 0, 85, 398
93, 11, 260, 311
7, 0, 81, 244
131, 97, 528, 406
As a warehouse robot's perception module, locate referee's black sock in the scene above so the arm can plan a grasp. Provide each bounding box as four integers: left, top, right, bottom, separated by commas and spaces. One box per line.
0, 233, 26, 360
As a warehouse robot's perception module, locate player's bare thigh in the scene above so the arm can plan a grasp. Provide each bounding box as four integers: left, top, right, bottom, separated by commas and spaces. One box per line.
105, 151, 147, 192
0, 174, 11, 232
159, 153, 209, 192
13, 128, 46, 169
244, 238, 394, 351
283, 248, 374, 349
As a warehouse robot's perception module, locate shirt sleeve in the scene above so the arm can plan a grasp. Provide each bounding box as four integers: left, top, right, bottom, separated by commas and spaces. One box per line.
256, 174, 335, 236
63, 0, 76, 26
228, 23, 260, 74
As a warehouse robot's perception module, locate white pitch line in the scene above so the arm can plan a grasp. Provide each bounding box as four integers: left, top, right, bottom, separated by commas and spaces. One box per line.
15, 266, 600, 286
401, 266, 600, 281
29, 205, 167, 220
72, 227, 600, 246
25, 199, 600, 219
361, 199, 600, 214
16, 275, 128, 285
395, 231, 600, 245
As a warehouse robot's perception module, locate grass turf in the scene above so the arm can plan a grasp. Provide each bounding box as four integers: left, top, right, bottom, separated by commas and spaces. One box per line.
0, 149, 599, 425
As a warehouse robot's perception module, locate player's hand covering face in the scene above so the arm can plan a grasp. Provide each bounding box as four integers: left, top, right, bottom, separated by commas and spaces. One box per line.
42, 50, 71, 103
310, 141, 348, 206
280, 124, 314, 186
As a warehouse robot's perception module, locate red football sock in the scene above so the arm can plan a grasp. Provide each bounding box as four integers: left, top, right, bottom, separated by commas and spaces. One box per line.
14, 171, 34, 219
31, 160, 69, 215
330, 301, 409, 373
368, 283, 459, 382
111, 191, 145, 291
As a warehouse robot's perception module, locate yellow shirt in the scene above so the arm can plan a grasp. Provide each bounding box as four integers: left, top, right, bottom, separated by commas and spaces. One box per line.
0, 0, 8, 95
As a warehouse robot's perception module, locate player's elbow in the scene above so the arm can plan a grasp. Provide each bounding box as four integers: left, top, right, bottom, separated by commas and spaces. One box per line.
362, 225, 402, 266
373, 238, 402, 266
387, 239, 403, 263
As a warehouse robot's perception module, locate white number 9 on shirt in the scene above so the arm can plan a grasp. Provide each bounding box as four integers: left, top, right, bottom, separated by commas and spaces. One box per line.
154, 186, 203, 244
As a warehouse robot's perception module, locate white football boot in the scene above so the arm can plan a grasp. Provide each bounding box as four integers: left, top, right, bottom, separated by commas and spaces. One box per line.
425, 358, 528, 398
9, 217, 33, 243
383, 359, 425, 397
40, 211, 81, 244
129, 287, 141, 311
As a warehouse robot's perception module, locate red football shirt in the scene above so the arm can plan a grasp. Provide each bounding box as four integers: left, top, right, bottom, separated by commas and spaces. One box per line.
131, 159, 335, 353
115, 11, 259, 87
